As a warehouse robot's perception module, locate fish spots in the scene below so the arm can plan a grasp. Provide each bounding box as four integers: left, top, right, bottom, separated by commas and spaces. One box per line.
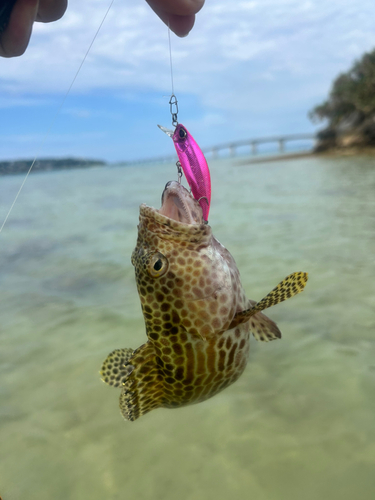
172, 343, 183, 355
219, 293, 228, 303
180, 308, 188, 318
192, 287, 204, 299
182, 318, 191, 329
209, 302, 218, 314
218, 349, 226, 371
174, 299, 183, 309
220, 306, 229, 316
212, 317, 221, 329
175, 367, 184, 380
201, 325, 211, 338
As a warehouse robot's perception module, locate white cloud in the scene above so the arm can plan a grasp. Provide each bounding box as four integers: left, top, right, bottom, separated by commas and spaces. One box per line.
1, 0, 375, 159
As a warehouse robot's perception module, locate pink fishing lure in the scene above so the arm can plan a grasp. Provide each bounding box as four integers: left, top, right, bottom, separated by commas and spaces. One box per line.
159, 123, 211, 221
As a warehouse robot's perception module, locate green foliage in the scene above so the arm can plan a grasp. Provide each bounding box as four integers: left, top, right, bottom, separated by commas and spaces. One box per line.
310, 49, 375, 126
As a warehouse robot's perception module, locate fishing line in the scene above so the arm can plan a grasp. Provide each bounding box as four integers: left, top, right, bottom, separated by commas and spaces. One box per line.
0, 0, 116, 235
167, 21, 175, 96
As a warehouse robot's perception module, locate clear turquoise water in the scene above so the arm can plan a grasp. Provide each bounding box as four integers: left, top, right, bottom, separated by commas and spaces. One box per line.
1, 156, 375, 500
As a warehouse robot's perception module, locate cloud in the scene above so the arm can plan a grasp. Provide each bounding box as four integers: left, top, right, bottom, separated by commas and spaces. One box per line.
1, 0, 375, 160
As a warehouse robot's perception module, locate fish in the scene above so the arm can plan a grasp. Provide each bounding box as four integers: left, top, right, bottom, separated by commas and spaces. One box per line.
100, 180, 308, 421
158, 124, 211, 222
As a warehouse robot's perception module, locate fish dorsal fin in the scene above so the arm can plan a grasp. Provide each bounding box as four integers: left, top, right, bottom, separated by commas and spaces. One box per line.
229, 272, 308, 330
100, 348, 135, 388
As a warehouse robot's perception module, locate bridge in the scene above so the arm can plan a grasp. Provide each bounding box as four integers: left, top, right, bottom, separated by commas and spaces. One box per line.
128, 133, 317, 165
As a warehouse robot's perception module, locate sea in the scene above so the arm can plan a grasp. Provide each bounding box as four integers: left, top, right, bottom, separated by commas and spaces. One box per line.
1, 155, 375, 500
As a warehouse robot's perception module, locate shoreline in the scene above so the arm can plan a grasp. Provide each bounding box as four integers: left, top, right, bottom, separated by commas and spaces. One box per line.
236, 147, 375, 166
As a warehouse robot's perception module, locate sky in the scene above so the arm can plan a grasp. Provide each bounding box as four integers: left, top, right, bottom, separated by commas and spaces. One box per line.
1, 0, 375, 163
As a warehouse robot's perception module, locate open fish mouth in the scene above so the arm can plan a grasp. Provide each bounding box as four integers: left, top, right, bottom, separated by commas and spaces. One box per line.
158, 181, 203, 225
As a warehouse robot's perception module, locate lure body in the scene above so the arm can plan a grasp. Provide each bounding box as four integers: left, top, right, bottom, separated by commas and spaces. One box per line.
172, 124, 211, 221
159, 123, 211, 221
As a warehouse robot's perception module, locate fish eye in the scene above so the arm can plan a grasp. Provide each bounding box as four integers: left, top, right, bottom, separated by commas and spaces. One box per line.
154, 259, 163, 271
179, 127, 187, 140
148, 253, 169, 278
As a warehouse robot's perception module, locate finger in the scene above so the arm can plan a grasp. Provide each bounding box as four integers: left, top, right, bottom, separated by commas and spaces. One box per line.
147, 0, 205, 17
146, 0, 204, 37
36, 0, 68, 23
148, 6, 196, 37
168, 13, 196, 37
0, 0, 38, 57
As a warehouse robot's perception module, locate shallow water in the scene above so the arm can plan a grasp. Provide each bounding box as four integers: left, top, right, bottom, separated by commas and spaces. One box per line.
1, 156, 375, 500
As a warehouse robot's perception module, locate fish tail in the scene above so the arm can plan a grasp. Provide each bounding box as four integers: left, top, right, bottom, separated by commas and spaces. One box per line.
119, 344, 164, 421
101, 343, 164, 422
100, 347, 135, 388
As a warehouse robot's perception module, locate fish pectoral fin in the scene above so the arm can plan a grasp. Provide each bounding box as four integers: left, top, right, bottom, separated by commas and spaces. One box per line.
248, 311, 282, 342
228, 272, 308, 329
100, 347, 135, 388
119, 343, 165, 422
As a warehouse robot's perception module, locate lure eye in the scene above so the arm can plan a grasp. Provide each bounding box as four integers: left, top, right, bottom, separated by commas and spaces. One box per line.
148, 253, 169, 278
179, 127, 187, 140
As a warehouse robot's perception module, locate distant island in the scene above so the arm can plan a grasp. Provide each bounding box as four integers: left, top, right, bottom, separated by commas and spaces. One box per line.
310, 48, 375, 153
0, 157, 107, 176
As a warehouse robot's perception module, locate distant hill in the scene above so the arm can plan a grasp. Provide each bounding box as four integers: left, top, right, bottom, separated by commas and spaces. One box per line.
310, 48, 375, 152
0, 158, 107, 176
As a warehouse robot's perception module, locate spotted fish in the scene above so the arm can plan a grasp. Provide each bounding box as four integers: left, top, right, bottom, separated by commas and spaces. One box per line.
101, 181, 308, 421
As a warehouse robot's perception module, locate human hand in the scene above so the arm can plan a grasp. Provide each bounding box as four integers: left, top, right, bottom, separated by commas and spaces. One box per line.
0, 0, 204, 58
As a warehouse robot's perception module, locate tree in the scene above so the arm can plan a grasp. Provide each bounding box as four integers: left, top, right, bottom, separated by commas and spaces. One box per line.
310, 49, 375, 128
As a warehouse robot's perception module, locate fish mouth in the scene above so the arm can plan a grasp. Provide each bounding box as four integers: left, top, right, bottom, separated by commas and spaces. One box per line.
158, 181, 203, 225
